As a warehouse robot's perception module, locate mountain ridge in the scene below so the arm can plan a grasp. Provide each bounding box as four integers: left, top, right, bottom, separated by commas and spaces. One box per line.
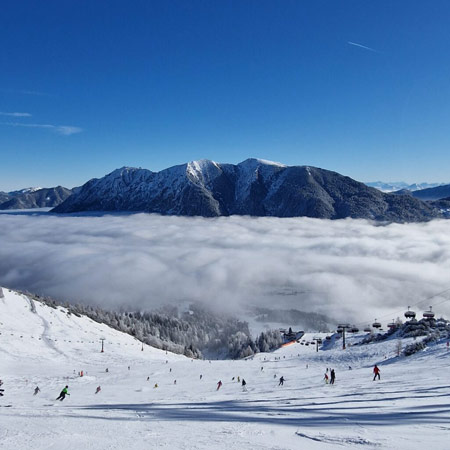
52, 159, 441, 222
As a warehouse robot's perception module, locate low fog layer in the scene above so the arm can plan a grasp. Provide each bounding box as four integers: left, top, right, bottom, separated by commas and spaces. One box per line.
1, 212, 450, 326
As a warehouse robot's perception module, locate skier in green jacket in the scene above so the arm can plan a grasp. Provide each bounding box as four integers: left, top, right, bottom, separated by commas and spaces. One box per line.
56, 386, 70, 401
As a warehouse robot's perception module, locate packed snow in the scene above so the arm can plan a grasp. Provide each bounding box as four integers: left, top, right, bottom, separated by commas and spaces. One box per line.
1, 287, 450, 449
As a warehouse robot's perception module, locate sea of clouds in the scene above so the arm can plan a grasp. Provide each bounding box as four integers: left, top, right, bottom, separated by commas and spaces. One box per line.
1, 212, 450, 326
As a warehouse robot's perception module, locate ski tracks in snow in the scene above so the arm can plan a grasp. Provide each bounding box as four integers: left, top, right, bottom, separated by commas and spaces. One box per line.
296, 431, 380, 446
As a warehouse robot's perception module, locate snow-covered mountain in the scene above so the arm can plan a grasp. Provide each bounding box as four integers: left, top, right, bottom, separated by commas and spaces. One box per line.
368, 181, 450, 204
0, 186, 72, 210
2, 285, 450, 450
52, 159, 440, 221
366, 181, 445, 193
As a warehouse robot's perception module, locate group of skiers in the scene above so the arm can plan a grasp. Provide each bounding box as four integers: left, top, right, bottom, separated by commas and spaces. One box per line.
321, 365, 380, 385
323, 368, 336, 384
216, 375, 249, 390
45, 363, 379, 402
1, 362, 383, 405
25, 384, 102, 401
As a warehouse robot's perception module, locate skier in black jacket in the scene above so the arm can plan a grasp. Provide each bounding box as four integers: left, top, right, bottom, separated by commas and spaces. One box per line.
330, 369, 336, 385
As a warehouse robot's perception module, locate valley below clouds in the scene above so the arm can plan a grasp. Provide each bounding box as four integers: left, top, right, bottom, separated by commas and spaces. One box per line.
1, 212, 450, 325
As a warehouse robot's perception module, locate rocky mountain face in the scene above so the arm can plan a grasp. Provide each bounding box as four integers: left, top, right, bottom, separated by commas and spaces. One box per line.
52, 159, 441, 222
0, 186, 72, 210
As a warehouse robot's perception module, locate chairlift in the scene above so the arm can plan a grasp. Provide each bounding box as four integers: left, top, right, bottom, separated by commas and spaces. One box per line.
363, 326, 371, 333
423, 306, 435, 319
404, 306, 416, 320
372, 319, 381, 329
350, 326, 359, 333
387, 320, 397, 330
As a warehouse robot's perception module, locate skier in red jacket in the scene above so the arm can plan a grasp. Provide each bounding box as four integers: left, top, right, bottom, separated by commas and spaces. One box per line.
373, 365, 381, 381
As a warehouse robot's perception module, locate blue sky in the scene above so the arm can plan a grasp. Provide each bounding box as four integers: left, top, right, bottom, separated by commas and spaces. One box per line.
1, 1, 450, 190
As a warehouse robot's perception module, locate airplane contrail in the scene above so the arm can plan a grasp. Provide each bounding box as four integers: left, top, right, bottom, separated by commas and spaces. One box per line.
347, 41, 380, 53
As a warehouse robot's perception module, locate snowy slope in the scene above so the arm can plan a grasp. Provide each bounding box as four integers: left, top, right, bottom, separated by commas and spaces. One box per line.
1, 287, 450, 449
0, 288, 184, 371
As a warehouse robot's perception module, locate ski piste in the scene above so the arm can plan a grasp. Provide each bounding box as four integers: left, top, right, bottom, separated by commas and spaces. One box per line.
1, 287, 450, 450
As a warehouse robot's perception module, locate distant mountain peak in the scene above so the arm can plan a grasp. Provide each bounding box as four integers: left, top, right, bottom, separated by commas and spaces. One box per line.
238, 158, 287, 168
366, 181, 447, 193
0, 185, 72, 210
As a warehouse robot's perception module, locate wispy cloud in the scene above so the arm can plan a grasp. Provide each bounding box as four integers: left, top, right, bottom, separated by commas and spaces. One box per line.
0, 111, 32, 117
0, 122, 82, 135
347, 41, 380, 53
0, 88, 50, 96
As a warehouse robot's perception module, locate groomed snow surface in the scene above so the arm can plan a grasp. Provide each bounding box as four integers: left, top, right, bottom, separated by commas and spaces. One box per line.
1, 288, 449, 450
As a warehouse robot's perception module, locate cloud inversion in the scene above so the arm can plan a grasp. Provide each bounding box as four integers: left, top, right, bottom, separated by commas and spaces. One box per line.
1, 213, 450, 327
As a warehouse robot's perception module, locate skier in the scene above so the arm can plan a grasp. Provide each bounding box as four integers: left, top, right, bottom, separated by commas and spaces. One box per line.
34, 386, 40, 395
217, 380, 222, 390
237, 376, 240, 382
174, 380, 177, 385
373, 365, 381, 381
56, 385, 70, 401
242, 379, 247, 391
154, 383, 158, 388
95, 386, 101, 394
324, 373, 329, 384
279, 376, 285, 386
330, 369, 336, 385
274, 374, 277, 379
200, 374, 203, 380
105, 368, 109, 373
